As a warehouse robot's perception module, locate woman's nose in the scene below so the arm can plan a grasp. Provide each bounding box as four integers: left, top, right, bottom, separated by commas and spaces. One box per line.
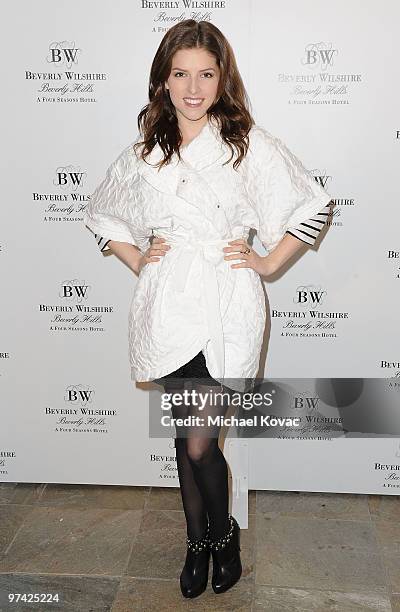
187, 79, 201, 95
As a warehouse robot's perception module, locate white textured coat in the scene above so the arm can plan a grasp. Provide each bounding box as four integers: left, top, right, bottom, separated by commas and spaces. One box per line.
83, 117, 332, 391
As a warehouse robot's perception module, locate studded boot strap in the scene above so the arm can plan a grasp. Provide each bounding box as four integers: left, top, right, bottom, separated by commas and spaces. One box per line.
186, 523, 210, 553
208, 514, 235, 551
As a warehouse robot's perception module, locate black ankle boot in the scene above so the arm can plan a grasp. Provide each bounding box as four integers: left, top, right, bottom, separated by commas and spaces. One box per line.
209, 513, 242, 594
180, 524, 210, 598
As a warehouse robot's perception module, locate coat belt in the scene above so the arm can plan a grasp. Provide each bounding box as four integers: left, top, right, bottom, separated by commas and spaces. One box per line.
165, 236, 241, 379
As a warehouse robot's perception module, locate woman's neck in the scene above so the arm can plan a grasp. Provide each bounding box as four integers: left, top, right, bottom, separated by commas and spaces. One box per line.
179, 116, 209, 148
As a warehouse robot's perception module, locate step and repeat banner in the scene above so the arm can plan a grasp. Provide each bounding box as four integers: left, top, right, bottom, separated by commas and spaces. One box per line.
1, 0, 399, 494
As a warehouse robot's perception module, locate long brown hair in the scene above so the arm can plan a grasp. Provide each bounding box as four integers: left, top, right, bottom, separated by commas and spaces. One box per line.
133, 19, 254, 171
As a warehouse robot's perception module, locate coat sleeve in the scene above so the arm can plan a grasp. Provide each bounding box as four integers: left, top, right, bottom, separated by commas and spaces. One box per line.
82, 143, 148, 254
243, 126, 333, 254
93, 233, 111, 253
285, 202, 331, 245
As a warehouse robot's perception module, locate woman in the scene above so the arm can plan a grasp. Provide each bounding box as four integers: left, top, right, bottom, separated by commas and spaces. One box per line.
83, 20, 332, 598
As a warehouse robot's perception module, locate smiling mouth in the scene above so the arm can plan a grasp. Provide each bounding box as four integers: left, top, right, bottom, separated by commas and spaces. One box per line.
183, 98, 204, 107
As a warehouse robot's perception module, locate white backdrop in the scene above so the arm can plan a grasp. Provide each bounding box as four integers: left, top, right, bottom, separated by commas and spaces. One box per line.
1, 0, 399, 495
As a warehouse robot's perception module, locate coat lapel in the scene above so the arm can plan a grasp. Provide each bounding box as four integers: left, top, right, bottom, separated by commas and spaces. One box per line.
136, 116, 229, 194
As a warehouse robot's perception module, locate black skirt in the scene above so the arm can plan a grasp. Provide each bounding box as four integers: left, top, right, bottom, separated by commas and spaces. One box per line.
153, 350, 221, 390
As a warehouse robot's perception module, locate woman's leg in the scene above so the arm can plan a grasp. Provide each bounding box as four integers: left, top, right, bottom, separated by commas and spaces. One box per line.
164, 350, 232, 541
184, 381, 232, 541
165, 383, 211, 598
165, 383, 209, 540
184, 381, 242, 594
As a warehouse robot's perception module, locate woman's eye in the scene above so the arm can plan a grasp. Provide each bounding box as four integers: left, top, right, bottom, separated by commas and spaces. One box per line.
172, 72, 214, 78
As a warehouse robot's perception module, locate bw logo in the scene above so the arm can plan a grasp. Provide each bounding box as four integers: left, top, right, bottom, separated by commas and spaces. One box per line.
65, 385, 94, 406
54, 166, 86, 191
302, 43, 338, 71
294, 286, 326, 308
59, 280, 90, 302
47, 42, 81, 68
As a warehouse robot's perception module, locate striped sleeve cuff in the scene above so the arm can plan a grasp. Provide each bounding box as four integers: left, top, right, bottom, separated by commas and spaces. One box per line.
286, 203, 331, 246
94, 233, 111, 253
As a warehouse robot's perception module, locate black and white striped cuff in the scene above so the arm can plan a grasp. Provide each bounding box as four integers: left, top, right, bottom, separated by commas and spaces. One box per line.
286, 203, 331, 246
94, 233, 111, 252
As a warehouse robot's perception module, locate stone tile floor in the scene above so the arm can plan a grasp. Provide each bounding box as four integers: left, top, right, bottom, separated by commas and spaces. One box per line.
0, 483, 398, 611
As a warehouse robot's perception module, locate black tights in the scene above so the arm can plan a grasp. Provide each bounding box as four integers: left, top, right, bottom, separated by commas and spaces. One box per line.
165, 381, 232, 541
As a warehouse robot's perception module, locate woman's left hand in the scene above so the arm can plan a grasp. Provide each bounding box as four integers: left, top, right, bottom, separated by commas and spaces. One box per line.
223, 239, 276, 277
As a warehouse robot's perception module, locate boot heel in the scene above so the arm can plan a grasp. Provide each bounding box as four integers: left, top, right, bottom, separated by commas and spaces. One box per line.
209, 514, 242, 594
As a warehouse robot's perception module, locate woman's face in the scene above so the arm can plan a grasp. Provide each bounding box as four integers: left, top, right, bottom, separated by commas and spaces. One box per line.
165, 47, 220, 127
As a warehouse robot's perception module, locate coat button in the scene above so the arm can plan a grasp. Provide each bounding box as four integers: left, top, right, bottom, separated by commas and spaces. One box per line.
216, 203, 220, 208
181, 178, 186, 183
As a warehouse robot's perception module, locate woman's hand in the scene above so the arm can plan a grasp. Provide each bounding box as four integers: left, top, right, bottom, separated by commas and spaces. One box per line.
137, 236, 170, 274
223, 239, 277, 277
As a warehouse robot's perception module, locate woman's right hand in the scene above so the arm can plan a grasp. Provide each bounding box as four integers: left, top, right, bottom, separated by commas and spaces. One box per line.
137, 236, 170, 274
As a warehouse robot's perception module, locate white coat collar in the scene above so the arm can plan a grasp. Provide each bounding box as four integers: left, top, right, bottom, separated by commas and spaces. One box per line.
179, 114, 227, 170
136, 115, 228, 194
